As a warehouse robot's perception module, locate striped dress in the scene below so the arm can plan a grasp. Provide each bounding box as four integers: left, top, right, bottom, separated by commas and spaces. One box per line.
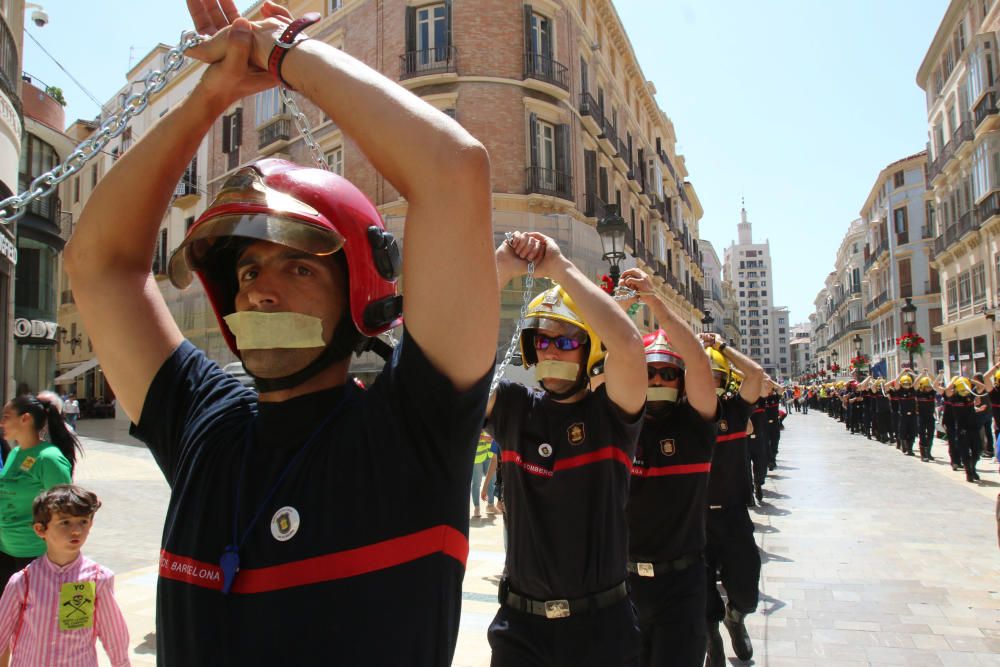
0, 554, 130, 666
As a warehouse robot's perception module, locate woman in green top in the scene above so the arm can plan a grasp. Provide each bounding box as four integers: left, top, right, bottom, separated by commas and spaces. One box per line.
0, 393, 78, 589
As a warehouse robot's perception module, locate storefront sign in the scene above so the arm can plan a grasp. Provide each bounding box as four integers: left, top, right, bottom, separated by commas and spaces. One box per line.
0, 232, 16, 265
13, 318, 57, 342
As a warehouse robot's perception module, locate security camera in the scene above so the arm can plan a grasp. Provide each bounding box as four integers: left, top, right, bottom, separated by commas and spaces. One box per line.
30, 9, 48, 27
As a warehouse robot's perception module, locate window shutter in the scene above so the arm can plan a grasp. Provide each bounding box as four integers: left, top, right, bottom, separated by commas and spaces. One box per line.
234, 108, 243, 148
524, 5, 534, 56
444, 0, 452, 47
899, 258, 912, 297
580, 57, 588, 94
598, 166, 608, 202
584, 150, 597, 207
637, 148, 644, 189
528, 112, 538, 168
222, 114, 231, 154
555, 124, 570, 193
405, 7, 416, 53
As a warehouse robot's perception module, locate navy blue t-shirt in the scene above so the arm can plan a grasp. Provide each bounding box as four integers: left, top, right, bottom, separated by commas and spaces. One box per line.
627, 399, 716, 562
705, 393, 753, 508
487, 381, 642, 600
131, 330, 489, 666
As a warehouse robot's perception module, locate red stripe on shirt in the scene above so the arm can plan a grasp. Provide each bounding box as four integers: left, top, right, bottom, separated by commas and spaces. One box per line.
716, 431, 748, 442
501, 446, 632, 477
158, 525, 468, 594
631, 462, 711, 477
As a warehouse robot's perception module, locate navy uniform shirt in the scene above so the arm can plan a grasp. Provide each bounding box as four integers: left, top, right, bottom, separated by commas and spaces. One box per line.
989, 387, 1000, 418
131, 331, 489, 666
949, 393, 977, 431
627, 399, 716, 563
705, 393, 754, 508
488, 381, 642, 601
895, 387, 918, 417
916, 390, 936, 419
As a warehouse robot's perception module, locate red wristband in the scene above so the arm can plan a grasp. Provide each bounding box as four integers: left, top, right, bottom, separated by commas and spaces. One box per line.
267, 12, 322, 90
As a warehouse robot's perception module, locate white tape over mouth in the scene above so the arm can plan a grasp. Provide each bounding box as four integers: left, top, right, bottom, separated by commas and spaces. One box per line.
646, 387, 679, 402
534, 360, 580, 381
223, 311, 326, 350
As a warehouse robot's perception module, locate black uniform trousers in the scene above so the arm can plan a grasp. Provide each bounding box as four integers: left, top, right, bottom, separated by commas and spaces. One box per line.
947, 422, 963, 468
704, 506, 761, 623
747, 433, 768, 489
628, 562, 706, 667
957, 427, 981, 482
918, 417, 935, 459
488, 596, 640, 667
897, 413, 917, 454
767, 421, 780, 466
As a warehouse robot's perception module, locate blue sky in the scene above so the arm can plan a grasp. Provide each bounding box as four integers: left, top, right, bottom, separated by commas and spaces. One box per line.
23, 1, 947, 324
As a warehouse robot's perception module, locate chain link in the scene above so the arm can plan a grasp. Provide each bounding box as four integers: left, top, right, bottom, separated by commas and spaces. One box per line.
281, 88, 329, 171
491, 233, 535, 395
0, 31, 205, 224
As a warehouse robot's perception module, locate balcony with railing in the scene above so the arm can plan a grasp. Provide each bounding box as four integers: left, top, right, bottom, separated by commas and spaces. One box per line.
523, 53, 569, 92
928, 117, 974, 182
934, 207, 984, 257
579, 92, 605, 135
399, 46, 458, 81
258, 115, 293, 150
978, 190, 1000, 224
863, 239, 889, 271
864, 290, 889, 316
975, 86, 998, 129
583, 192, 609, 219
525, 166, 573, 201
0, 17, 20, 120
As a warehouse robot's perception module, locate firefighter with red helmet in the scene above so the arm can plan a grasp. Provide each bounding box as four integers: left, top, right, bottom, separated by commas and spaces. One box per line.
617, 268, 718, 667
486, 232, 646, 667
63, 2, 498, 664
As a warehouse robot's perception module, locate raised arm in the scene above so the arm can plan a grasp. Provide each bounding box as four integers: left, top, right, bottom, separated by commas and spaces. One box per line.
699, 333, 764, 404
527, 233, 645, 415
63, 22, 273, 422
988, 362, 1000, 390
619, 268, 715, 421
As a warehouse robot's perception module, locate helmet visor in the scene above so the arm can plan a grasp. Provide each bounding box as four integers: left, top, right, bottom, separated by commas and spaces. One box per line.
168, 212, 345, 289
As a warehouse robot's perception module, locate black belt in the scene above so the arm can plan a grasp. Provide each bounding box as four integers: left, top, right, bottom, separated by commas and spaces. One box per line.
501, 581, 628, 619
627, 553, 702, 577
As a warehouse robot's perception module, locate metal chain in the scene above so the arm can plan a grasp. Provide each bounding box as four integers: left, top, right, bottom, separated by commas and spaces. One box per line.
491, 233, 535, 395
281, 87, 329, 171
0, 31, 205, 224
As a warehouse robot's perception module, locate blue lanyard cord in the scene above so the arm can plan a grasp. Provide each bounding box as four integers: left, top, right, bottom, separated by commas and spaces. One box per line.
231, 388, 354, 552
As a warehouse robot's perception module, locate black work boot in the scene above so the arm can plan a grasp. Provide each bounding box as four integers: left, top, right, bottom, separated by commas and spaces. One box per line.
705, 622, 725, 667
723, 604, 753, 661
755, 483, 763, 503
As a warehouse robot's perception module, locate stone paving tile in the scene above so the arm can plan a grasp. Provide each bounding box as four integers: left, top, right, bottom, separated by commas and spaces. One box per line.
72, 411, 1000, 666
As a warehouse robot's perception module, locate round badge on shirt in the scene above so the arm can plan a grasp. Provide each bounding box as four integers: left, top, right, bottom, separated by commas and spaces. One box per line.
270, 506, 300, 542
538, 443, 553, 457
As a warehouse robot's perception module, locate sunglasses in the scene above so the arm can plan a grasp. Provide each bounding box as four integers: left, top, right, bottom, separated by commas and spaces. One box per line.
647, 366, 682, 381
534, 333, 584, 351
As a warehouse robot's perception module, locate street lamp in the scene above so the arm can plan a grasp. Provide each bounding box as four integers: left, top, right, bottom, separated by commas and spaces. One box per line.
902, 297, 917, 370
701, 311, 715, 333
596, 205, 628, 287
831, 349, 839, 376
853, 333, 863, 380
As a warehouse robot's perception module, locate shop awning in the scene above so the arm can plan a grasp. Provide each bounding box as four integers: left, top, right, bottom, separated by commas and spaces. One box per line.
53, 357, 100, 384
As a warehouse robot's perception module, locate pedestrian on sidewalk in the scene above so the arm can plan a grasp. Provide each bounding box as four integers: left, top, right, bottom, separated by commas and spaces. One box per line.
486, 233, 646, 667
0, 485, 130, 666
62, 2, 498, 664
617, 269, 718, 667
63, 395, 80, 430
471, 431, 496, 519
0, 395, 78, 592
699, 333, 765, 667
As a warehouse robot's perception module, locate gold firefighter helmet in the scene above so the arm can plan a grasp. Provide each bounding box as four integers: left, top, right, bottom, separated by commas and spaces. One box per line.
519, 285, 604, 375
706, 347, 731, 392
900, 374, 914, 388
952, 377, 972, 396
917, 376, 932, 390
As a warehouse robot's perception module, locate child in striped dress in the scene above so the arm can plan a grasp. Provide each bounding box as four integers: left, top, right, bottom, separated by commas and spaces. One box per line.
0, 484, 130, 666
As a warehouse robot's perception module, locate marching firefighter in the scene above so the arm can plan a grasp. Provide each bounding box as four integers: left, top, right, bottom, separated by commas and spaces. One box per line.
618, 268, 718, 667
916, 372, 937, 462
888, 371, 918, 456
698, 333, 765, 667
486, 232, 647, 667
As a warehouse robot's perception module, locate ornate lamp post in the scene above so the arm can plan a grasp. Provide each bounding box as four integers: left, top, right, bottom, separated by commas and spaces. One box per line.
853, 333, 864, 381
901, 297, 917, 371
701, 311, 715, 333
596, 205, 628, 287
831, 349, 839, 376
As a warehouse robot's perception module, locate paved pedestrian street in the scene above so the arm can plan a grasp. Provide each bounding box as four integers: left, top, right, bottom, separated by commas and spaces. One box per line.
72, 412, 999, 666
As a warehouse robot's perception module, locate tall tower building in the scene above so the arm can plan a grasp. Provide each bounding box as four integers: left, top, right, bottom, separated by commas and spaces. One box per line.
723, 207, 791, 377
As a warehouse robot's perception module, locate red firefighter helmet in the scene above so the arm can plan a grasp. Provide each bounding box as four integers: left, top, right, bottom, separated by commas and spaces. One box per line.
168, 159, 402, 356
642, 329, 685, 369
